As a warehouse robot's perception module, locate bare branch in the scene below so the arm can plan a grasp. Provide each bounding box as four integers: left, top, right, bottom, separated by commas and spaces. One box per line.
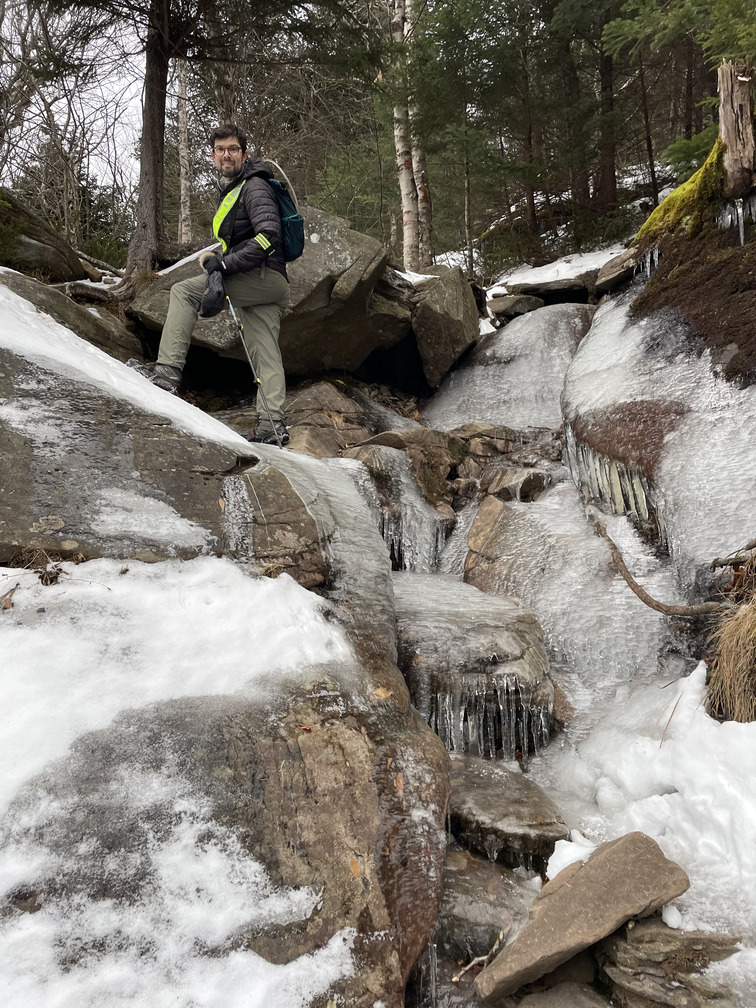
589, 510, 728, 617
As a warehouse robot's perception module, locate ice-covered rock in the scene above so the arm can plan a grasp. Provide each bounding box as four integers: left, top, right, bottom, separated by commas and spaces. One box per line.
393, 572, 553, 757
463, 480, 685, 726
421, 304, 595, 431
562, 294, 756, 594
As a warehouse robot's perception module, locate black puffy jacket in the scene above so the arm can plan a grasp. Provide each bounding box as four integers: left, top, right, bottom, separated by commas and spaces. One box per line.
215, 159, 288, 280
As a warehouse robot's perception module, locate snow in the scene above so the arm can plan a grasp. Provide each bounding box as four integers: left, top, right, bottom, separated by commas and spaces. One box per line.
0, 557, 356, 1006
487, 242, 626, 297
537, 662, 756, 1002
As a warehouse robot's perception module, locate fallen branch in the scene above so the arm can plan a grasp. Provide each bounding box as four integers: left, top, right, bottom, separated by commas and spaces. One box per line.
589, 510, 727, 616
710, 539, 756, 569
452, 929, 505, 982
75, 250, 125, 276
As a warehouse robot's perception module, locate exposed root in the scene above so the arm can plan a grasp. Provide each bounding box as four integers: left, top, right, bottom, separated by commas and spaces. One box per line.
589, 511, 727, 616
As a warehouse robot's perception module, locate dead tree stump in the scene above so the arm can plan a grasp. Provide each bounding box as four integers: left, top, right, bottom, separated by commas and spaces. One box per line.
718, 59, 755, 199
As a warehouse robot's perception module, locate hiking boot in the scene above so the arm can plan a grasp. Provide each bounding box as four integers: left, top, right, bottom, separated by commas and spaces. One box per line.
244, 420, 290, 446
126, 359, 182, 395
149, 364, 182, 394
126, 358, 156, 378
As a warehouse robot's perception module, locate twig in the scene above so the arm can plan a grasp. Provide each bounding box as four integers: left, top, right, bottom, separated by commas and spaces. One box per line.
452, 929, 505, 982
589, 511, 727, 616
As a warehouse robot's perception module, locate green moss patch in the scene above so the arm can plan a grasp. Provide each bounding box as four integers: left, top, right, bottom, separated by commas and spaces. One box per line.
634, 141, 725, 247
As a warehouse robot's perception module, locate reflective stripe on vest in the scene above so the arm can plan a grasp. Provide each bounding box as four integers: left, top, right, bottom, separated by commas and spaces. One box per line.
212, 181, 245, 252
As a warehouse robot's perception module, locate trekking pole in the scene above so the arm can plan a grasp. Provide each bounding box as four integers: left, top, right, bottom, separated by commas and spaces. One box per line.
225, 295, 284, 449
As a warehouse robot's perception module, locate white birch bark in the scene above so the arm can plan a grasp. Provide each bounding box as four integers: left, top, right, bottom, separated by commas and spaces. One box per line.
391, 0, 419, 272
405, 0, 432, 267
176, 58, 192, 245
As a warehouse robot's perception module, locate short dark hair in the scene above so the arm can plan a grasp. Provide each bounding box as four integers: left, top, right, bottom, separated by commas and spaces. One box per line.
208, 124, 248, 152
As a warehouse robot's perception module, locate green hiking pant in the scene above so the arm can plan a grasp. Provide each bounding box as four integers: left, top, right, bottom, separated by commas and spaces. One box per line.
157, 267, 291, 420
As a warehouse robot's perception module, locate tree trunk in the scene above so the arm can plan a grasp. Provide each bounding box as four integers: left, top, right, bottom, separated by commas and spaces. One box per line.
464, 140, 474, 277
404, 0, 432, 268
520, 57, 539, 236
390, 0, 419, 271
410, 111, 432, 267
639, 53, 659, 207
718, 60, 755, 199
125, 0, 170, 274
594, 45, 618, 213
176, 58, 192, 245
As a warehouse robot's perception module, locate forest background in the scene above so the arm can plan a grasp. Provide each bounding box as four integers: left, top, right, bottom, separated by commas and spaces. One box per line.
1, 0, 754, 285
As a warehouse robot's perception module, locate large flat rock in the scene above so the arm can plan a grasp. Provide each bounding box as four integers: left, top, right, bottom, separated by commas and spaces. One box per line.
475, 832, 690, 1005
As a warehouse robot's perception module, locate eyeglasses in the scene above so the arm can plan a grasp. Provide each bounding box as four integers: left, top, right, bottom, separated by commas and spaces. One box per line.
212, 145, 242, 155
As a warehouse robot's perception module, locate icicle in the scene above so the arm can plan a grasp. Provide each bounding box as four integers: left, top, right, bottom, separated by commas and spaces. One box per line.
736, 198, 746, 246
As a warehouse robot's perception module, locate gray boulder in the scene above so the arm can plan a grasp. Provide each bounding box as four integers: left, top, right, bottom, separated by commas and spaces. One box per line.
598, 917, 740, 1008
594, 245, 644, 293
412, 265, 480, 387
448, 754, 568, 871
474, 832, 690, 1004
518, 982, 612, 1007
488, 294, 545, 319
129, 204, 399, 378
0, 189, 88, 282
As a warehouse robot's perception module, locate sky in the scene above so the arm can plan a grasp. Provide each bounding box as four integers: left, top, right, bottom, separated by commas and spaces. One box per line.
2, 257, 756, 1005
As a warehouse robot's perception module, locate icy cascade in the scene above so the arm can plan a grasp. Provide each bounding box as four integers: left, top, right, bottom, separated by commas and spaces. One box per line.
421, 304, 595, 431
465, 480, 685, 730
564, 424, 660, 538
562, 294, 756, 592
393, 573, 553, 760
332, 448, 451, 572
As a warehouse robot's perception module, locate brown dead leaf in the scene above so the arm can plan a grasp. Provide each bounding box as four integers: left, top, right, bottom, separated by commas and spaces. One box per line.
370, 687, 393, 700
387, 757, 393, 769
1, 583, 19, 610
395, 772, 403, 795
296, 724, 312, 733
349, 857, 361, 877
218, 498, 226, 512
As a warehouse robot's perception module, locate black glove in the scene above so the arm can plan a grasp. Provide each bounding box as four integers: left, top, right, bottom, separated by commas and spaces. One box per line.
204, 253, 224, 275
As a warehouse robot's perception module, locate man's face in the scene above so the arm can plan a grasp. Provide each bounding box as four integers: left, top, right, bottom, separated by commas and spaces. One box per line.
211, 138, 247, 179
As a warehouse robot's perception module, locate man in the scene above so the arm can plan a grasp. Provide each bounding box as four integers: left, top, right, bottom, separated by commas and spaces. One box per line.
131, 124, 291, 446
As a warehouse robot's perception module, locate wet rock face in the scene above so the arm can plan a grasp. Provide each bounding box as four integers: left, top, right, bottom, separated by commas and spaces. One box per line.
392, 573, 554, 758
474, 832, 691, 1005
3, 684, 450, 1008
447, 755, 569, 872
0, 345, 255, 564
435, 844, 534, 962
597, 918, 740, 1008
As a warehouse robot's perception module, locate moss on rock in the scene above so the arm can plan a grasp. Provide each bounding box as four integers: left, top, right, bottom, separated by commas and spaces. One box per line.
634, 140, 725, 247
